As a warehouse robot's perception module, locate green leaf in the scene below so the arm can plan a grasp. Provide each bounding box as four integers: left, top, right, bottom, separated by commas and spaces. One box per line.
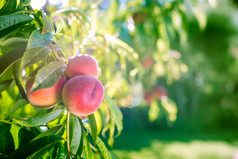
94, 111, 102, 135
101, 121, 114, 147
13, 109, 63, 127
0, 37, 28, 48
56, 141, 67, 159
27, 142, 56, 159
73, 117, 84, 159
0, 122, 15, 155
108, 123, 115, 147
0, 0, 18, 15
88, 114, 97, 143
0, 14, 33, 38
8, 98, 28, 117
41, 10, 53, 34
13, 59, 28, 100
0, 0, 6, 9
9, 135, 63, 159
69, 114, 82, 155
12, 9, 35, 15
0, 22, 29, 39
26, 56, 48, 79
31, 61, 66, 93
18, 127, 36, 147
96, 136, 112, 159
32, 125, 65, 141
0, 64, 13, 80
83, 134, 94, 159
0, 153, 8, 159
53, 33, 73, 57
10, 124, 21, 150
0, 37, 27, 54
56, 17, 64, 33
107, 37, 139, 63
22, 46, 51, 68
110, 151, 120, 159
148, 100, 160, 122
57, 8, 90, 23
104, 93, 123, 137
0, 79, 13, 92
193, 6, 207, 30
0, 46, 26, 77
160, 97, 177, 123
20, 0, 31, 7
27, 30, 54, 49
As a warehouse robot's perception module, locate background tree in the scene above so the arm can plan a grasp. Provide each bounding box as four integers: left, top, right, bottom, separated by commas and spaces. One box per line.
1, 0, 238, 158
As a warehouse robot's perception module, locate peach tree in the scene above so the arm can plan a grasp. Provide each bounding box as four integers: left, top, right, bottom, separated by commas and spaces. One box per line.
0, 0, 211, 158
0, 0, 123, 158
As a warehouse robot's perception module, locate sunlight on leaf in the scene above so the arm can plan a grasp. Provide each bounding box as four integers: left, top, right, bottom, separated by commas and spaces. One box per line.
31, 62, 66, 93
13, 109, 63, 127
148, 100, 160, 122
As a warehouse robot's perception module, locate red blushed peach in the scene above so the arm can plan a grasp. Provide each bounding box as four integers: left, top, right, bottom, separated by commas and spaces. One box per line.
26, 77, 66, 108
141, 55, 154, 69
64, 54, 99, 78
144, 91, 154, 105
153, 86, 167, 99
62, 75, 104, 116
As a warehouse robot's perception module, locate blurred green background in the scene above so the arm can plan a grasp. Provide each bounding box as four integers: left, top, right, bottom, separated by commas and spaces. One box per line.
105, 0, 238, 158
4, 0, 238, 158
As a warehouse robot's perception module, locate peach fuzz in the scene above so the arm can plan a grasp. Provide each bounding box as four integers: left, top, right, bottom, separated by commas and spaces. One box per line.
62, 75, 104, 116
64, 54, 99, 78
26, 77, 66, 108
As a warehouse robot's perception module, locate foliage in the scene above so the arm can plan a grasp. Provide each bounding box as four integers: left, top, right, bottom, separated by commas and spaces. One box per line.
0, 0, 124, 158
0, 0, 231, 158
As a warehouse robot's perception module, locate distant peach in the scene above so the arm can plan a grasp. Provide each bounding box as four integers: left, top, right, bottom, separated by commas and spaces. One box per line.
62, 75, 104, 116
26, 77, 66, 108
133, 12, 147, 24
65, 54, 99, 78
141, 55, 154, 69
153, 86, 167, 99
144, 91, 154, 105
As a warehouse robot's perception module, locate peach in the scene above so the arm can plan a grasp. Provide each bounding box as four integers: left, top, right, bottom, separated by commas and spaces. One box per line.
141, 55, 154, 69
64, 54, 99, 78
144, 91, 154, 105
153, 86, 167, 99
133, 12, 147, 24
62, 75, 104, 116
26, 77, 66, 108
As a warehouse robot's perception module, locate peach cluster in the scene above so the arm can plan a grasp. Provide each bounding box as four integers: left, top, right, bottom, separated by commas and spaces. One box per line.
144, 86, 167, 105
26, 54, 104, 116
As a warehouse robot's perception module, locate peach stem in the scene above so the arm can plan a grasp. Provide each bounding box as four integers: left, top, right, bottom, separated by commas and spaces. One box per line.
50, 43, 62, 62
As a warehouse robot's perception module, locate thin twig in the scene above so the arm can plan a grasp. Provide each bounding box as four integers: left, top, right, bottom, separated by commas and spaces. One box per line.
50, 44, 62, 62
89, 142, 104, 158
13, 60, 28, 101
67, 111, 71, 159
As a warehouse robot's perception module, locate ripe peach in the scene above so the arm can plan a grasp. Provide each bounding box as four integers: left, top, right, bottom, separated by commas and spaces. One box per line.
64, 54, 99, 78
153, 86, 167, 99
133, 12, 147, 24
26, 77, 66, 108
144, 91, 154, 105
141, 55, 154, 69
62, 75, 104, 116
